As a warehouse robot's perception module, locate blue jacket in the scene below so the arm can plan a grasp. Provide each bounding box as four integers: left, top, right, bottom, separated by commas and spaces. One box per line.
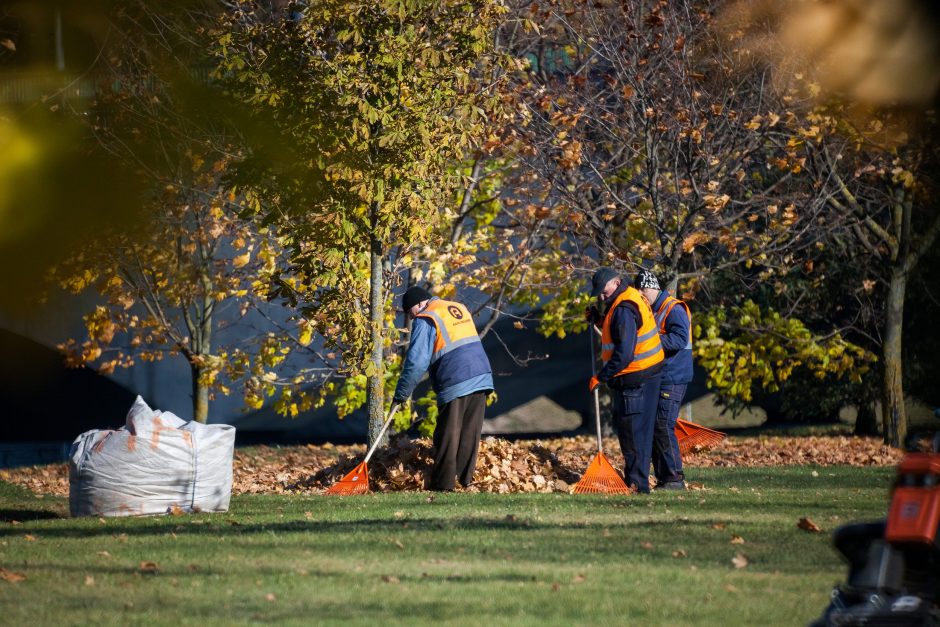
393, 299, 494, 405
650, 290, 693, 385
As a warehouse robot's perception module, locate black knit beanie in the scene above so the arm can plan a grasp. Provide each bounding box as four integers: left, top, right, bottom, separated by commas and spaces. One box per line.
402, 286, 433, 312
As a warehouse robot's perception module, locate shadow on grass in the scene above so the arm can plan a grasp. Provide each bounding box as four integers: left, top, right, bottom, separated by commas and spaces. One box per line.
0, 512, 836, 539
20, 560, 545, 586
0, 507, 64, 522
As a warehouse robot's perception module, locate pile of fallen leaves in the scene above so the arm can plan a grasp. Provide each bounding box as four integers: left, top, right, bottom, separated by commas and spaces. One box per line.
287, 436, 582, 494
0, 434, 904, 497
682, 435, 903, 468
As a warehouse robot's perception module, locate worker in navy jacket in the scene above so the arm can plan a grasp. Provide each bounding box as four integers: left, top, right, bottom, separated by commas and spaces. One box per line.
587, 267, 664, 493
393, 286, 494, 491
635, 269, 692, 490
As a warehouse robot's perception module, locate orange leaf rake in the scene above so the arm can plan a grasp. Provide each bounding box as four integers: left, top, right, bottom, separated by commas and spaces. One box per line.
573, 332, 632, 495
325, 404, 400, 496
675, 418, 726, 456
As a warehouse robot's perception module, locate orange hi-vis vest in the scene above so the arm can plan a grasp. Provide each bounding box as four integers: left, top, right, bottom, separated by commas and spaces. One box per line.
653, 295, 693, 350
416, 299, 484, 363
601, 287, 665, 375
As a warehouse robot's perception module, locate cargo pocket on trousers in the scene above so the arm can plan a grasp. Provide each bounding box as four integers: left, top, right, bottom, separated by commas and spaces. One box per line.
621, 387, 644, 417
658, 391, 681, 421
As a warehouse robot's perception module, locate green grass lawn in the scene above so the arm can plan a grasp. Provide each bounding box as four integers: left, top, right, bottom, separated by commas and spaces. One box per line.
0, 466, 894, 626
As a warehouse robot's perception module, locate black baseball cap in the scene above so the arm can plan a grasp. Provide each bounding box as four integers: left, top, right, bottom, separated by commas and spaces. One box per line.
589, 267, 620, 297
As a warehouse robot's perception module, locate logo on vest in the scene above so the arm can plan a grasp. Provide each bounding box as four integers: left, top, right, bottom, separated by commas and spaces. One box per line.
447, 305, 464, 320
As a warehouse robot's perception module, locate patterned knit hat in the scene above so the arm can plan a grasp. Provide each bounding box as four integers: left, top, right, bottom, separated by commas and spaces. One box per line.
634, 269, 660, 291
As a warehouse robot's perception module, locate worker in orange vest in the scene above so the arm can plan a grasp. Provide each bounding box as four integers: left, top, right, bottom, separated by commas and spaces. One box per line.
393, 286, 494, 491
635, 269, 691, 490
587, 267, 665, 493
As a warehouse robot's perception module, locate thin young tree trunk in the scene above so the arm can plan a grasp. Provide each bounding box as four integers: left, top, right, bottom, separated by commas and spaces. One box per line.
191, 361, 210, 424
881, 268, 906, 447
189, 286, 214, 424
368, 203, 386, 446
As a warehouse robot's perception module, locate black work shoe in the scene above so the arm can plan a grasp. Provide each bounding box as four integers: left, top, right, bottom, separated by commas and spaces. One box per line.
654, 480, 686, 491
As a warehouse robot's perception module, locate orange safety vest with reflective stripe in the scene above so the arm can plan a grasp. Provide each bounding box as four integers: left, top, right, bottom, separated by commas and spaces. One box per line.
414, 300, 492, 396
654, 296, 692, 350
600, 287, 664, 375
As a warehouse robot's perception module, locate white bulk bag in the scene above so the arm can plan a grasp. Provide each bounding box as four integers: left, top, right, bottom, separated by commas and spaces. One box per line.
69, 396, 235, 517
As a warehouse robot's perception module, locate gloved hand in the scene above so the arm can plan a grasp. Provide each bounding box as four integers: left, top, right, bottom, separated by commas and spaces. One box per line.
588, 376, 600, 392
584, 305, 601, 325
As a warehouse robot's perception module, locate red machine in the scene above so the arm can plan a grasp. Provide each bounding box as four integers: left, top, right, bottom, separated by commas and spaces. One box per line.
886, 452, 940, 546
813, 425, 940, 626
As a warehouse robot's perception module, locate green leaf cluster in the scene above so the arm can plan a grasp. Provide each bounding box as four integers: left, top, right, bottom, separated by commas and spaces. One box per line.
695, 300, 875, 412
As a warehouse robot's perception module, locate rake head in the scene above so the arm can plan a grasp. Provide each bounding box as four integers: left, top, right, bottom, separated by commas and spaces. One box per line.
675, 418, 726, 455
572, 452, 633, 495
324, 461, 370, 496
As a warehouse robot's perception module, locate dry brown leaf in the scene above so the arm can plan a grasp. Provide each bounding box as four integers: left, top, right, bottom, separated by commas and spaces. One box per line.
711, 523, 726, 530
97, 551, 111, 558
84, 575, 95, 586
382, 575, 400, 584
139, 561, 159, 574
265, 592, 277, 602
9, 520, 20, 526
23, 534, 37, 542
730, 535, 745, 544
304, 511, 313, 520
641, 541, 653, 550
0, 38, 15, 52
797, 517, 822, 533
672, 549, 688, 558
732, 553, 749, 569
0, 567, 26, 583
572, 574, 586, 583
169, 505, 184, 516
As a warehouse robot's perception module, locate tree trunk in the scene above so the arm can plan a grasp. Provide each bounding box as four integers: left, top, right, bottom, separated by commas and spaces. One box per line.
367, 203, 386, 446
882, 268, 907, 447
188, 291, 213, 424
854, 401, 879, 436
190, 361, 210, 424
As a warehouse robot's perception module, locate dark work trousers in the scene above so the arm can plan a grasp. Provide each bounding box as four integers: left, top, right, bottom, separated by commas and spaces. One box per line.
612, 371, 662, 493
652, 383, 688, 484
429, 391, 488, 491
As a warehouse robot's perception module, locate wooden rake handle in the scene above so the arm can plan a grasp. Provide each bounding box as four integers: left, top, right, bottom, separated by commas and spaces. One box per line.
363, 403, 401, 464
